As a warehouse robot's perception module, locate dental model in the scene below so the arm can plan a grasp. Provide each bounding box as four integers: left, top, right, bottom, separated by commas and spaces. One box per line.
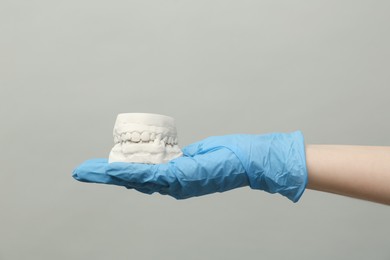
108, 113, 183, 164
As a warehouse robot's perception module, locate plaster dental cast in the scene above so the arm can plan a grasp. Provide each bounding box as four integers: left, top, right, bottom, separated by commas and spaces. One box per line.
73, 113, 390, 205
109, 113, 182, 164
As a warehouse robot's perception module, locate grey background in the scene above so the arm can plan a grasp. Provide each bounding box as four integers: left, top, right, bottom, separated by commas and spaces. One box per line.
1, 0, 389, 259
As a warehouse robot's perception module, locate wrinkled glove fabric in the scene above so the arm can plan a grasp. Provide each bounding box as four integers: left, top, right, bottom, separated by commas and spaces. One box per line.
73, 131, 308, 202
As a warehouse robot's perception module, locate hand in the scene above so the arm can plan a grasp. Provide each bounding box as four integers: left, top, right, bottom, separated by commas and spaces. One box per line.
73, 131, 308, 202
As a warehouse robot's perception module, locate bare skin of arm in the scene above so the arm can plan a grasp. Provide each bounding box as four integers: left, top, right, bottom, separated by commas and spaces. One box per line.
305, 145, 390, 205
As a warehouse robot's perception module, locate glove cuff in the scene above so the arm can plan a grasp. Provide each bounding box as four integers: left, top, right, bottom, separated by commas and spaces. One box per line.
247, 131, 308, 202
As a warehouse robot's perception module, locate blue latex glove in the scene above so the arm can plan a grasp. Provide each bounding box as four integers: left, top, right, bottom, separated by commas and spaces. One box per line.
73, 131, 308, 202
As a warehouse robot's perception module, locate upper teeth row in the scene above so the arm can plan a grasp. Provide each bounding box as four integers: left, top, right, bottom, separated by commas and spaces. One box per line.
114, 131, 178, 144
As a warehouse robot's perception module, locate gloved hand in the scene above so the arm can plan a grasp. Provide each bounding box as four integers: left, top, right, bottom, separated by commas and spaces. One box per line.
73, 131, 308, 202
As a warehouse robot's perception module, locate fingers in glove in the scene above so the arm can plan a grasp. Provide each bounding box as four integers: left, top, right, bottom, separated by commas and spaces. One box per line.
106, 162, 176, 190
72, 158, 132, 187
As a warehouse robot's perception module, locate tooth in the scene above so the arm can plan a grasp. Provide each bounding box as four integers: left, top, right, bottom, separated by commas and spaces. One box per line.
141, 131, 150, 142
150, 133, 156, 140
162, 136, 168, 144
168, 136, 173, 144
123, 132, 130, 141
114, 135, 119, 143
154, 134, 161, 144
131, 132, 141, 142
174, 137, 178, 144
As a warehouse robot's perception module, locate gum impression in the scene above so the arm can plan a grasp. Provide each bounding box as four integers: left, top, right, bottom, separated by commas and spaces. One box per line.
108, 113, 183, 164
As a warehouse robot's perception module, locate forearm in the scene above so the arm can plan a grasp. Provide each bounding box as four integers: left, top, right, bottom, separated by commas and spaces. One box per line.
305, 145, 390, 205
